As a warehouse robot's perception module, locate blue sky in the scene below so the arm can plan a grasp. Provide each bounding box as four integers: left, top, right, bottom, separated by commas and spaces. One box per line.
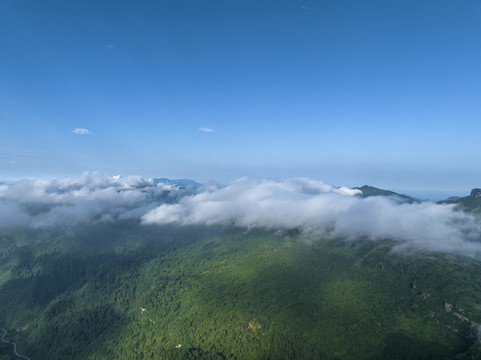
1, 0, 481, 196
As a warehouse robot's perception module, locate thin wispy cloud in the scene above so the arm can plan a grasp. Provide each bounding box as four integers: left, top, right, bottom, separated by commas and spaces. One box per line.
0, 160, 17, 165
71, 128, 91, 135
198, 127, 215, 133
0, 147, 33, 154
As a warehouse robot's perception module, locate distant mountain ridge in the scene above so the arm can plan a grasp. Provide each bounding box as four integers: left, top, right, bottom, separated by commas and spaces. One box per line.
438, 188, 481, 213
153, 178, 202, 189
354, 185, 420, 203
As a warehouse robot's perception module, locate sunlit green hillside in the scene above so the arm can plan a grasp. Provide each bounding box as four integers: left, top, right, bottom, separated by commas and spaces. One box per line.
1, 223, 481, 359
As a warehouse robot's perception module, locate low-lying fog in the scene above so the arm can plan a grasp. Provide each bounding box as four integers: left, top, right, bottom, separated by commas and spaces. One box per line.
1, 172, 480, 256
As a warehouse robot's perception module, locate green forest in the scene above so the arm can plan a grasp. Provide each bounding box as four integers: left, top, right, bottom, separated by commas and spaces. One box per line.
1, 222, 481, 359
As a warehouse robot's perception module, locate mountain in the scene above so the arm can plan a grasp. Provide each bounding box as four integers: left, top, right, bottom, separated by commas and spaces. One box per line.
1, 223, 481, 359
354, 185, 420, 203
153, 178, 202, 189
438, 188, 481, 213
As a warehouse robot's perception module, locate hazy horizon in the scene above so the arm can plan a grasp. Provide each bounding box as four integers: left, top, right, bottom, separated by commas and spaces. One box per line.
0, 172, 473, 201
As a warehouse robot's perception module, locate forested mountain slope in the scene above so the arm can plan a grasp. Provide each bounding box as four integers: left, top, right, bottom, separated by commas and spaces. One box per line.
1, 222, 481, 359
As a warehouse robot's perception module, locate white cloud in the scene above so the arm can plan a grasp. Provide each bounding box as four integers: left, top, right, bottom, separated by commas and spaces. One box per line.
0, 172, 190, 228
142, 178, 481, 256
71, 128, 91, 135
1, 174, 481, 258
198, 127, 215, 133
0, 200, 31, 228
0, 147, 33, 154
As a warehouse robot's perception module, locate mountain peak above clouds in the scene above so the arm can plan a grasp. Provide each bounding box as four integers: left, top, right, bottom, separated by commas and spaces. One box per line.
153, 178, 202, 189
354, 185, 420, 203
439, 188, 481, 213
470, 188, 481, 198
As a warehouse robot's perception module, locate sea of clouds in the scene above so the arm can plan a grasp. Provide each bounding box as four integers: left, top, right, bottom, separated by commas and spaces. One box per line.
1, 172, 481, 255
